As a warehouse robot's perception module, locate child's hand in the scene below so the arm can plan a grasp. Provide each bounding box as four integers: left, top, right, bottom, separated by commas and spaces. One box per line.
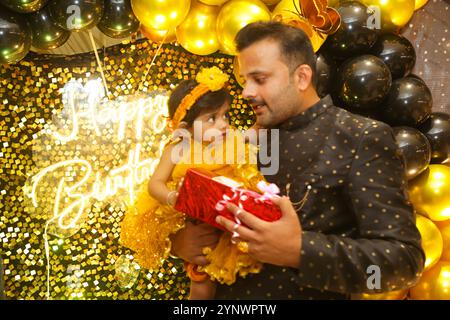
169, 221, 221, 265
166, 191, 179, 207
177, 177, 184, 191
167, 177, 184, 207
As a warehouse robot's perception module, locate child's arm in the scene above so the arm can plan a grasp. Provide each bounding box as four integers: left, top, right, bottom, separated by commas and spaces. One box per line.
148, 144, 178, 206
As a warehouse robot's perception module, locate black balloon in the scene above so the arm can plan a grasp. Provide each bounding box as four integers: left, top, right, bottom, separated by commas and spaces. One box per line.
408, 74, 426, 84
47, 0, 103, 32
393, 126, 431, 180
381, 77, 432, 127
418, 113, 450, 164
0, 0, 47, 13
371, 33, 416, 79
97, 0, 139, 39
315, 53, 334, 98
335, 55, 392, 110
0, 8, 31, 64
324, 1, 378, 58
29, 7, 71, 50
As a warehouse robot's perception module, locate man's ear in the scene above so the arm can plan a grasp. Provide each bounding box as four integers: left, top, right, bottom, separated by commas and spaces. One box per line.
294, 64, 313, 91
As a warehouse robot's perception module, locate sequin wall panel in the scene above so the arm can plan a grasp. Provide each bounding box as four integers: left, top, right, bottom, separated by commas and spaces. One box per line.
402, 0, 450, 113
0, 39, 254, 300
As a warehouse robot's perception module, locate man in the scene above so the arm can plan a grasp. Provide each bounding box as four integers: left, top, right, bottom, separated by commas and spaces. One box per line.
171, 21, 425, 299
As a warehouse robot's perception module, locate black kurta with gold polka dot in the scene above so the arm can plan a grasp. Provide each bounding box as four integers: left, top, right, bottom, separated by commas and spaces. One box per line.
215, 96, 425, 300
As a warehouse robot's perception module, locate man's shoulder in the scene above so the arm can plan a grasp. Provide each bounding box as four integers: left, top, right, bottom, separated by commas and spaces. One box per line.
327, 104, 392, 136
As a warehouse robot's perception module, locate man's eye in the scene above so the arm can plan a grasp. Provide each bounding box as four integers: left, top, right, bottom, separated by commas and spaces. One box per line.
255, 77, 266, 84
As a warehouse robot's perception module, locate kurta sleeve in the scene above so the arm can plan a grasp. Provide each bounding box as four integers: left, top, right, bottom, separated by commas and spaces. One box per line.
296, 122, 425, 294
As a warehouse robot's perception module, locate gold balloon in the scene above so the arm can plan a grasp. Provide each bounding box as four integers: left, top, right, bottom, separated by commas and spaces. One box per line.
361, 0, 415, 31
408, 165, 450, 221
140, 25, 177, 43
232, 56, 246, 87
414, 0, 429, 10
176, 0, 220, 55
217, 0, 271, 56
436, 219, 450, 261
410, 261, 450, 300
352, 289, 409, 300
416, 214, 443, 271
131, 0, 191, 30
219, 43, 235, 56
199, 0, 228, 5
272, 0, 327, 52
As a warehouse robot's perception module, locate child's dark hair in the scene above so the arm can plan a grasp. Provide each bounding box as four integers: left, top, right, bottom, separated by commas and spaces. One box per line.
168, 79, 231, 127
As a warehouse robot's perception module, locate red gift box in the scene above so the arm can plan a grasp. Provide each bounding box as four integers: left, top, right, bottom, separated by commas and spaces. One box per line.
174, 168, 282, 231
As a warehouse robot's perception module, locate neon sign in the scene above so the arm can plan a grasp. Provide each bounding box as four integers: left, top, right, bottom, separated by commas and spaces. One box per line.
24, 79, 170, 237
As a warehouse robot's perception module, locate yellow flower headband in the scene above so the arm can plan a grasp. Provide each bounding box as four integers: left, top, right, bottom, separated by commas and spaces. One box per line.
168, 66, 229, 131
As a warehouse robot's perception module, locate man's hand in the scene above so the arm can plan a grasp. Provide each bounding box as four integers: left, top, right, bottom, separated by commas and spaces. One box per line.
215, 196, 302, 268
170, 221, 221, 266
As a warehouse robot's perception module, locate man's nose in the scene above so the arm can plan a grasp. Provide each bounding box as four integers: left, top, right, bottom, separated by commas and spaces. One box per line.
242, 82, 256, 100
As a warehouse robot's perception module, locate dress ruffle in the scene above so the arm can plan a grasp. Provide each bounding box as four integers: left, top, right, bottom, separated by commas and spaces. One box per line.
120, 180, 185, 270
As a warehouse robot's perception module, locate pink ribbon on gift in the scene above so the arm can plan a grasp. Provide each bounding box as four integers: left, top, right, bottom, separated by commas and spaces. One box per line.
214, 181, 280, 243
256, 181, 281, 201
215, 187, 248, 242
215, 187, 249, 211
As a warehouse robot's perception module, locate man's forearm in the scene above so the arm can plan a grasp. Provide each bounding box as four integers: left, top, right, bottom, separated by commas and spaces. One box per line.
293, 231, 424, 294
281, 235, 302, 269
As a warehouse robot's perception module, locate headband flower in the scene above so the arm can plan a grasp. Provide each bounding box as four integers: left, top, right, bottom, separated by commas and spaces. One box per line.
196, 66, 230, 92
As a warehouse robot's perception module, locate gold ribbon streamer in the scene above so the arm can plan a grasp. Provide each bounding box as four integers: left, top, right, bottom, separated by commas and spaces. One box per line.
88, 30, 111, 99
137, 31, 168, 93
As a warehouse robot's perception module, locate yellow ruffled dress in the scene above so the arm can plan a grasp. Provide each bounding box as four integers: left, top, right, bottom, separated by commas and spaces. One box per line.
120, 133, 265, 285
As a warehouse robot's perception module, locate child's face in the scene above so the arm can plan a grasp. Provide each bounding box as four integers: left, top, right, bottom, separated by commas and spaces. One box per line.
191, 102, 230, 141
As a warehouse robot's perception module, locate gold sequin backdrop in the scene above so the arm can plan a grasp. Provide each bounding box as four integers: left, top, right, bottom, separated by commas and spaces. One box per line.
0, 39, 254, 300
